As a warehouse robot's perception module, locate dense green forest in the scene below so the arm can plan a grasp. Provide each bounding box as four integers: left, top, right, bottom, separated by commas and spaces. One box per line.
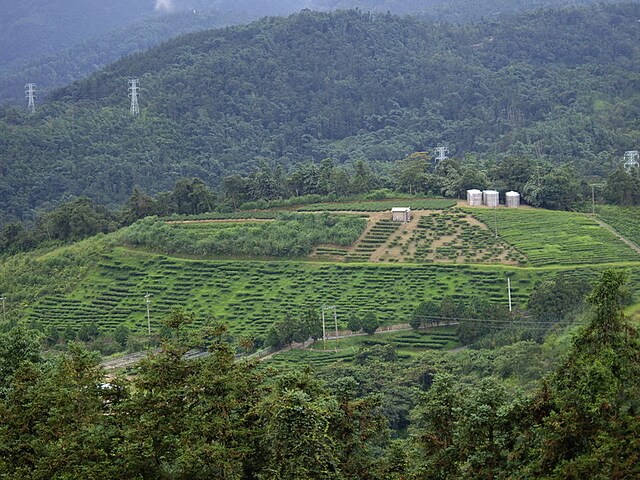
0, 0, 622, 86
0, 10, 256, 104
0, 0, 155, 71
0, 270, 638, 478
1, 4, 639, 225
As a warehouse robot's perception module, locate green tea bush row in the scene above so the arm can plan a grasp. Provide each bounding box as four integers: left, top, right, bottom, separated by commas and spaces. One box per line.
596, 206, 640, 247
468, 208, 640, 266
298, 198, 456, 212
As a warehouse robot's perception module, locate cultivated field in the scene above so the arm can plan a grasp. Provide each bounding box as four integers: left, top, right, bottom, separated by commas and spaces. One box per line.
376, 211, 526, 264
597, 206, 640, 248
467, 208, 640, 266
298, 198, 456, 212
26, 247, 542, 336
265, 327, 460, 369
11, 201, 640, 339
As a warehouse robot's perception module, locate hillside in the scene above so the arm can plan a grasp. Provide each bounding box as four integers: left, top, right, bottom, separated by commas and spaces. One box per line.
2, 202, 640, 339
0, 0, 156, 72
0, 1, 620, 86
1, 5, 640, 225
0, 10, 256, 104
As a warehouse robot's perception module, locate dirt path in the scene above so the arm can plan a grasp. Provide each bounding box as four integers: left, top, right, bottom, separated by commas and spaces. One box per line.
592, 216, 640, 255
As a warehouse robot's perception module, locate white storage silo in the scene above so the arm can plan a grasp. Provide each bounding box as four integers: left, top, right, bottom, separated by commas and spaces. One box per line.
506, 191, 520, 208
466, 189, 483, 206
483, 190, 499, 208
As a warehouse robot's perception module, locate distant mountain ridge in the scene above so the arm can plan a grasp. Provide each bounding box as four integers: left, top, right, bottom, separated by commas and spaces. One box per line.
0, 4, 639, 225
1, 0, 636, 105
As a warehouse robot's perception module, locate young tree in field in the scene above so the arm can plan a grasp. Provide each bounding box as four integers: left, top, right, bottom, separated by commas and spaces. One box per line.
411, 300, 439, 329
361, 312, 379, 335
347, 314, 362, 332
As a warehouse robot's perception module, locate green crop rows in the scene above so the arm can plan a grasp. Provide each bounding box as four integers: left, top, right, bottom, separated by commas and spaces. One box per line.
468, 208, 640, 266
266, 328, 460, 369
25, 247, 572, 336
597, 206, 640, 247
386, 212, 526, 264
298, 198, 456, 212
346, 218, 401, 262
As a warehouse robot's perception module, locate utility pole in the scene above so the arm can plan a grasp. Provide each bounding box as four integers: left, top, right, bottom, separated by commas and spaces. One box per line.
25, 83, 36, 113
321, 307, 326, 350
493, 205, 498, 238
0, 295, 6, 322
129, 79, 140, 116
590, 183, 605, 215
321, 305, 338, 351
144, 293, 152, 335
507, 277, 512, 312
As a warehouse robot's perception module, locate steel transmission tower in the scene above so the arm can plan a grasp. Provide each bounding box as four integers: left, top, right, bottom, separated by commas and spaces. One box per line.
624, 150, 639, 173
129, 79, 140, 116
25, 83, 36, 113
434, 146, 449, 164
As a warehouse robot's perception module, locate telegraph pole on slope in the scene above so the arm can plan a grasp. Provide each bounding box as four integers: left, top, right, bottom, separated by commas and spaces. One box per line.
321, 305, 338, 351
322, 307, 326, 350
507, 277, 512, 312
0, 295, 6, 322
590, 183, 605, 215
144, 293, 152, 335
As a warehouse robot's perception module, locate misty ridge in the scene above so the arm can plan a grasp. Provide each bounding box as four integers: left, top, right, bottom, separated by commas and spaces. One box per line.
0, 0, 637, 105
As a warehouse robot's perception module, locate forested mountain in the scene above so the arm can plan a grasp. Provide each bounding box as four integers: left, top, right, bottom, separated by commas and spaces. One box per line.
0, 0, 156, 72
1, 0, 633, 105
0, 10, 257, 104
1, 4, 639, 224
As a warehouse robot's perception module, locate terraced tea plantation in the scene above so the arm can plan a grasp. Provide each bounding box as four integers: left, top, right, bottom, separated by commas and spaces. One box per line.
265, 328, 459, 369
298, 198, 456, 212
345, 218, 402, 262
468, 208, 640, 266
27, 247, 554, 336
597, 206, 640, 247
379, 211, 527, 264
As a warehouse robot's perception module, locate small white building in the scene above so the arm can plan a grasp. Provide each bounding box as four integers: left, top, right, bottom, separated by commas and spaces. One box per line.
466, 189, 483, 206
391, 207, 412, 223
506, 191, 521, 208
483, 190, 499, 208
